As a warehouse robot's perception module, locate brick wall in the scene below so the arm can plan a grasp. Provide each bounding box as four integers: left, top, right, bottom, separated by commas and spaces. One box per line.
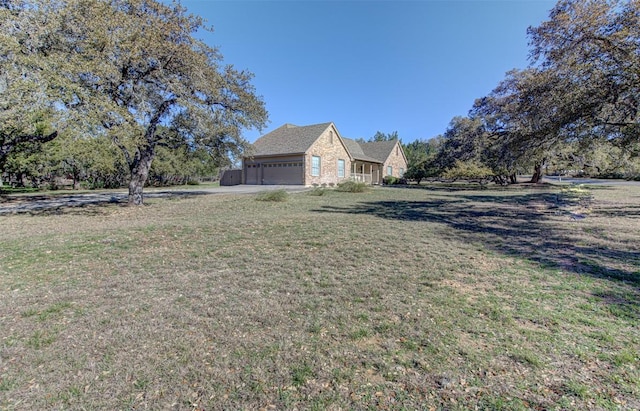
305, 126, 351, 186
383, 141, 408, 178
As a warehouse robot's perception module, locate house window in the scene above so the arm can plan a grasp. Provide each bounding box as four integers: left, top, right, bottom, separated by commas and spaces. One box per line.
400, 168, 404, 177
337, 159, 345, 178
387, 165, 392, 176
311, 156, 321, 176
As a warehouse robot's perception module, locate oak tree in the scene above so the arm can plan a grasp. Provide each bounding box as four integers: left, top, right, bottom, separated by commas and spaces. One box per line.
4, 0, 268, 203
528, 0, 640, 150
0, 1, 59, 177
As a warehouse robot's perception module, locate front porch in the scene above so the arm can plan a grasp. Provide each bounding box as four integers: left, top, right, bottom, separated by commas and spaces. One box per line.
351, 161, 381, 185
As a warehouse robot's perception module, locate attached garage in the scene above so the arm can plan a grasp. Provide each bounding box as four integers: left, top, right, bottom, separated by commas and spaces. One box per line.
244, 159, 304, 185
262, 162, 303, 185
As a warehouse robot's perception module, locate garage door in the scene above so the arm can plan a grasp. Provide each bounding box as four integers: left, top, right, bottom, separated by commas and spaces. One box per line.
262, 162, 303, 185
245, 164, 259, 184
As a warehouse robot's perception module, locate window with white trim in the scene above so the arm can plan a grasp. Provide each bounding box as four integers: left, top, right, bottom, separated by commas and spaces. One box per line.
387, 165, 392, 176
311, 156, 321, 176
400, 168, 404, 177
337, 159, 345, 178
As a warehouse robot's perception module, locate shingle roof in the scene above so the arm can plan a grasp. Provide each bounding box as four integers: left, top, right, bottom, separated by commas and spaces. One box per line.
250, 122, 332, 156
341, 138, 382, 163
360, 140, 399, 163
248, 123, 402, 164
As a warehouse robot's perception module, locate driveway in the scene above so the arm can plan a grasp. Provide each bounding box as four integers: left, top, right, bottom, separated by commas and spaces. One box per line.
0, 185, 310, 215
543, 176, 640, 186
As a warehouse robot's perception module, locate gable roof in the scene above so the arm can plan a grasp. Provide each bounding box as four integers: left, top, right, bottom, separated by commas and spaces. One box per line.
359, 140, 401, 163
341, 138, 382, 163
247, 122, 406, 164
250, 122, 333, 156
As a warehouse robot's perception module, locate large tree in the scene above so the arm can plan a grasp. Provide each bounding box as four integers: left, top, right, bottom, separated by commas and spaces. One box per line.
402, 137, 443, 184
6, 0, 268, 204
527, 0, 640, 150
463, 0, 640, 184
529, 0, 640, 150
435, 116, 490, 173
471, 68, 572, 183
0, 1, 59, 178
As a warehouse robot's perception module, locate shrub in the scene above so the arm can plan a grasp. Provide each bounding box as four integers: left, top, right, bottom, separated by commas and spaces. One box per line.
308, 187, 326, 196
383, 176, 397, 185
255, 189, 288, 202
336, 180, 368, 193
186, 179, 200, 185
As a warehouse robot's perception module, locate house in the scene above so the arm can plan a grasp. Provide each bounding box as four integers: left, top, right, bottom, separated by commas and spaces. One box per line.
242, 122, 407, 186
342, 138, 407, 185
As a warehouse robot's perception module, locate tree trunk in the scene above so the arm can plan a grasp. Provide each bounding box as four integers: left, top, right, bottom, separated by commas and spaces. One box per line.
119, 99, 174, 206
530, 159, 546, 183
509, 173, 517, 184
72, 170, 80, 190
128, 146, 155, 206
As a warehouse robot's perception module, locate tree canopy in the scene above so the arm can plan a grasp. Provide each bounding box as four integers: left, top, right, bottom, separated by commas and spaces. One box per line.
1, 0, 268, 203
529, 0, 640, 148
0, 1, 60, 171
433, 0, 640, 183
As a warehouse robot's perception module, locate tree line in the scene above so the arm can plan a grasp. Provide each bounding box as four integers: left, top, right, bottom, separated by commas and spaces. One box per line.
404, 0, 640, 184
1, 0, 267, 204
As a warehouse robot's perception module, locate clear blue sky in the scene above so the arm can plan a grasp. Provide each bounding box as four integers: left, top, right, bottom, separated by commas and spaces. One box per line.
179, 0, 557, 143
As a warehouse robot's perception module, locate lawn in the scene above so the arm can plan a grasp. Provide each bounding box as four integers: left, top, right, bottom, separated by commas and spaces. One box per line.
1, 184, 638, 410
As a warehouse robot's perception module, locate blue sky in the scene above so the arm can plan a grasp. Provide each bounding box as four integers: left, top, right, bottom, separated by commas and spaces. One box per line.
179, 0, 556, 143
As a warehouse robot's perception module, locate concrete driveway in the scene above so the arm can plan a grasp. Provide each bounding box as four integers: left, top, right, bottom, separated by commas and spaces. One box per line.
0, 185, 310, 215
543, 176, 640, 186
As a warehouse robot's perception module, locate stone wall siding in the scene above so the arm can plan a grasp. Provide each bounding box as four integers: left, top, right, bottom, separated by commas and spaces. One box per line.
383, 142, 408, 178
305, 126, 351, 186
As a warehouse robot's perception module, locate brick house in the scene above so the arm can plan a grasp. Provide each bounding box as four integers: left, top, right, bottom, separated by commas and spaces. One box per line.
242, 122, 408, 186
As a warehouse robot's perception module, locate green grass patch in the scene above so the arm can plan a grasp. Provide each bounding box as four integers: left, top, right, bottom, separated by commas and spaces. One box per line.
291, 363, 315, 386
22, 301, 73, 321
26, 330, 58, 349
612, 348, 638, 366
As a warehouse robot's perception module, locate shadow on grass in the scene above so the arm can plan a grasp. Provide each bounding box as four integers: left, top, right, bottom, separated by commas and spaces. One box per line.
0, 190, 211, 216
388, 182, 556, 192
594, 205, 640, 218
313, 192, 640, 315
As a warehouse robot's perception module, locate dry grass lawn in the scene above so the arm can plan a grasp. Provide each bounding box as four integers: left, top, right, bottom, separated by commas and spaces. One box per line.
1, 183, 639, 410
